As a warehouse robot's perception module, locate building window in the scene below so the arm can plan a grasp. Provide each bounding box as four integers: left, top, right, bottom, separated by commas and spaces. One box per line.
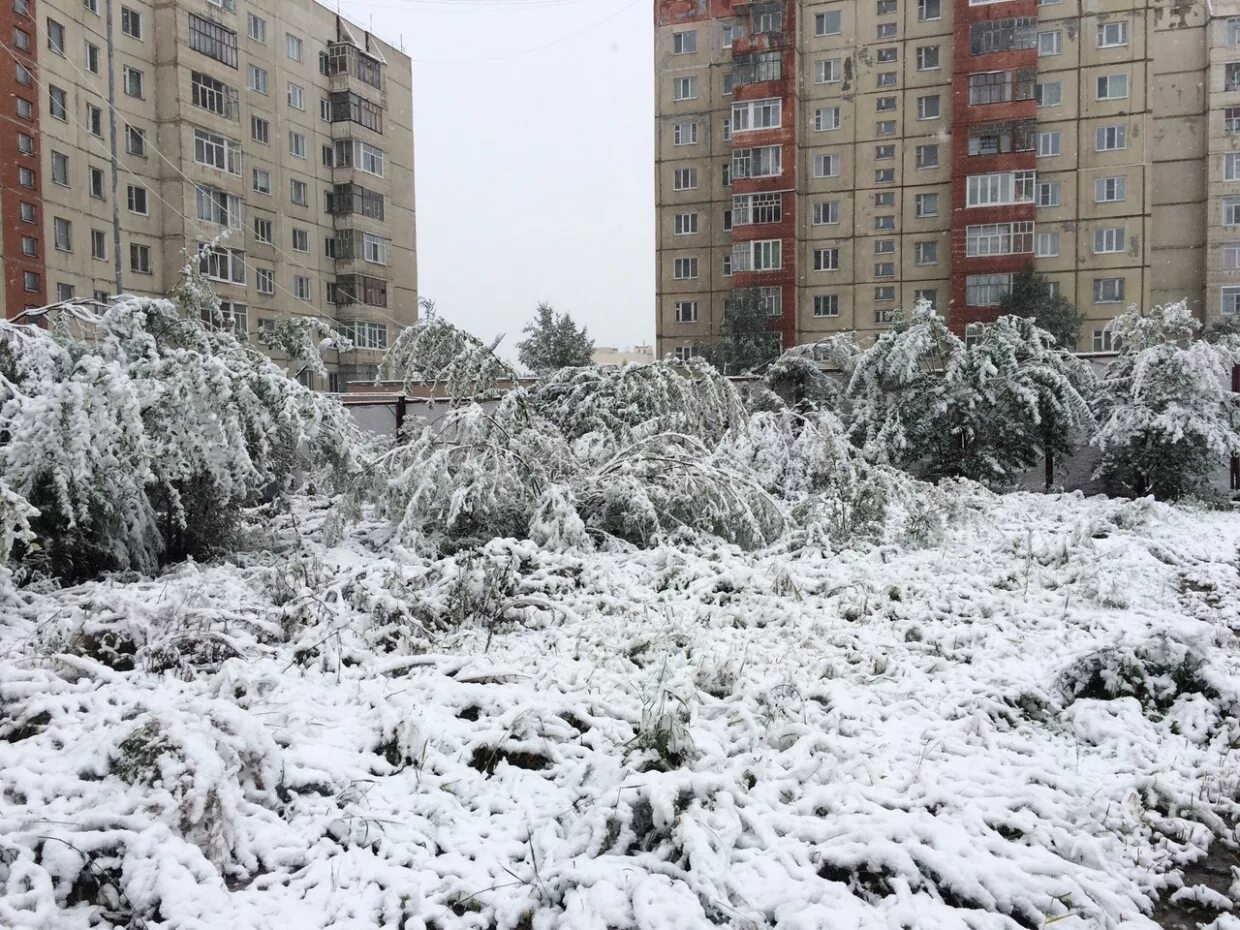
253, 168, 271, 194
1092, 329, 1116, 352
969, 70, 1035, 106
916, 144, 939, 168
194, 128, 242, 174
256, 268, 275, 295
1095, 125, 1127, 151
1096, 74, 1128, 100
674, 300, 698, 323
196, 186, 243, 228
732, 97, 782, 131
126, 125, 146, 156
254, 217, 274, 243
123, 66, 144, 98
875, 214, 895, 230
86, 104, 103, 136
815, 58, 842, 83
877, 22, 897, 38
814, 107, 840, 131
673, 257, 698, 279
722, 23, 744, 48
51, 151, 69, 185
1037, 181, 1062, 207
248, 13, 267, 43
290, 179, 309, 206
292, 228, 309, 252
20, 203, 36, 223
1094, 227, 1126, 253
1222, 287, 1240, 316
967, 170, 1035, 206
1224, 199, 1240, 226
814, 153, 840, 178
815, 11, 842, 35
965, 221, 1034, 257
813, 201, 839, 225
1098, 20, 1128, 47
970, 120, 1036, 156
731, 239, 782, 272
130, 244, 151, 274
127, 185, 148, 214
734, 145, 782, 179
188, 13, 238, 67
286, 33, 303, 61
965, 273, 1012, 306
248, 65, 268, 94
198, 244, 246, 284
813, 248, 840, 271
673, 167, 697, 190
877, 72, 897, 87
121, 6, 142, 38
85, 41, 100, 73
877, 120, 897, 135
1095, 175, 1126, 202
47, 18, 65, 54
288, 83, 305, 109
672, 30, 697, 53
16, 132, 33, 155
89, 166, 105, 199
673, 77, 697, 101
327, 91, 382, 131
813, 294, 839, 318
674, 212, 699, 235
1227, 152, 1240, 181
53, 217, 71, 252
917, 95, 940, 119
875, 168, 895, 183
1093, 278, 1124, 303
49, 86, 68, 120
1036, 81, 1061, 106
875, 261, 895, 278
15, 62, 31, 86
914, 241, 938, 265
1037, 131, 1061, 157
289, 131, 306, 159
915, 193, 938, 217
23, 271, 40, 292
916, 46, 940, 70
673, 121, 698, 145
969, 16, 1037, 55
722, 254, 733, 276
876, 96, 897, 112
1035, 231, 1059, 257
191, 72, 238, 119
875, 289, 896, 306
251, 116, 270, 144
294, 275, 312, 300
1038, 30, 1061, 55
91, 230, 107, 260
20, 236, 37, 257
918, 0, 941, 19
877, 48, 898, 64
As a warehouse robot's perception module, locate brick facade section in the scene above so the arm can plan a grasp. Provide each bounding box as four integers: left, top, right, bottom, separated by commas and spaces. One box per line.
1, 0, 46, 317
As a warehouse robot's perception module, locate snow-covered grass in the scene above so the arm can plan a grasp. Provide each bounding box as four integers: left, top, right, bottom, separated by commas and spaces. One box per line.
2, 486, 1240, 929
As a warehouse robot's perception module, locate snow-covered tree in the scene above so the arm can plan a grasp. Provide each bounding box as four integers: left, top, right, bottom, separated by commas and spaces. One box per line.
698, 289, 782, 375
0, 289, 359, 579
516, 302, 594, 374
845, 299, 960, 471
999, 268, 1085, 350
260, 316, 354, 382
381, 315, 517, 400
847, 302, 1093, 486
1092, 301, 1240, 499
752, 334, 859, 414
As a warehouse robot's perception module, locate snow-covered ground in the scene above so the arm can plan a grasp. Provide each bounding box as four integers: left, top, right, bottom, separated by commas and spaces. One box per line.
2, 486, 1239, 930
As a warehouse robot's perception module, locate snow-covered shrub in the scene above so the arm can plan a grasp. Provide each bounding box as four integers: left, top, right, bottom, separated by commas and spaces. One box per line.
847, 302, 1094, 486
752, 335, 858, 414
0, 295, 359, 578
530, 360, 744, 448
258, 316, 354, 381
380, 314, 517, 399
1092, 301, 1240, 499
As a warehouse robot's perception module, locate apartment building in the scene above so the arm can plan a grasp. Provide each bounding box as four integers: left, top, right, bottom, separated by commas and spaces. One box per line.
654, 0, 1233, 358
0, 0, 417, 387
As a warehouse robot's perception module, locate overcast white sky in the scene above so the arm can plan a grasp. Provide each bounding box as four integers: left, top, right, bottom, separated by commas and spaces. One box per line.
336, 0, 655, 354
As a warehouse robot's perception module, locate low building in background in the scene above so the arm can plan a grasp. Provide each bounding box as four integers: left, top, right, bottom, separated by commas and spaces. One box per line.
591, 344, 656, 366
654, 0, 1231, 360
1, 0, 417, 389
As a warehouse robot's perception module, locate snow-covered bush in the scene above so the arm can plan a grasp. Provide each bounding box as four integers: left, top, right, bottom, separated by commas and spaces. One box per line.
0, 295, 359, 579
1092, 301, 1240, 499
381, 314, 517, 399
530, 360, 744, 448
847, 302, 1093, 486
258, 316, 354, 381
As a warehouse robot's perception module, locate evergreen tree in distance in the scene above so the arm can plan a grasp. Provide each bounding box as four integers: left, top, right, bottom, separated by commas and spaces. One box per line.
697, 288, 782, 375
999, 267, 1085, 351
517, 302, 595, 375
